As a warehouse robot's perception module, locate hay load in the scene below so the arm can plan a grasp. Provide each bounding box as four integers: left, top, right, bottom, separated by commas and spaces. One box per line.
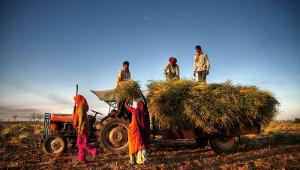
114, 79, 279, 134
147, 80, 279, 133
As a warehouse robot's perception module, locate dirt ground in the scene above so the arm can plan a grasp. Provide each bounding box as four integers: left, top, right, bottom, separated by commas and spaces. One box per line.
0, 121, 299, 169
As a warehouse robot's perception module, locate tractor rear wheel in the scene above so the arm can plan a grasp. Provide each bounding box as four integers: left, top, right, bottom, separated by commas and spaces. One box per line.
42, 133, 66, 155
98, 118, 129, 154
209, 136, 239, 154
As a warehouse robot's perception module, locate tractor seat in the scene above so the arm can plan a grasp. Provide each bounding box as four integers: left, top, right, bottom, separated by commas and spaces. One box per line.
51, 114, 73, 122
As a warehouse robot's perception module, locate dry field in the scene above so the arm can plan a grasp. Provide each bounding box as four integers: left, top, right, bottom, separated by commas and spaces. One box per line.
0, 121, 299, 169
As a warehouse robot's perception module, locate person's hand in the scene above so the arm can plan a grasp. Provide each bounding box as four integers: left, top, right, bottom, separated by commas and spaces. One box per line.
193, 70, 196, 77
206, 70, 209, 75
80, 128, 84, 135
78, 127, 83, 136
75, 126, 80, 134
125, 98, 131, 105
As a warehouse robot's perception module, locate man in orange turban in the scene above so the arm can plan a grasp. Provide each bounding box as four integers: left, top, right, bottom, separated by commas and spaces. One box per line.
164, 57, 180, 80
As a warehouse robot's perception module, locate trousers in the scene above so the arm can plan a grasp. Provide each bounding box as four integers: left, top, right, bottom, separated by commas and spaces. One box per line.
197, 71, 207, 82
77, 129, 97, 161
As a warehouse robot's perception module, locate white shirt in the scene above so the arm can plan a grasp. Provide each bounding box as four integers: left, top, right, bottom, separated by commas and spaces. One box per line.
194, 52, 210, 72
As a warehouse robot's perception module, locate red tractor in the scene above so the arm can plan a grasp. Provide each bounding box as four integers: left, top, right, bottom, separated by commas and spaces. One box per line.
41, 89, 135, 155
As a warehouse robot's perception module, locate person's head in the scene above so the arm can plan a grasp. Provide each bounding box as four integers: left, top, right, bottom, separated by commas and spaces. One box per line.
169, 57, 177, 65
123, 61, 129, 70
195, 45, 202, 53
73, 94, 88, 106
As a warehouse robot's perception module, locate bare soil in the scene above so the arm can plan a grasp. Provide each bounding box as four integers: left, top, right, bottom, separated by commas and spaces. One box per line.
0, 121, 299, 169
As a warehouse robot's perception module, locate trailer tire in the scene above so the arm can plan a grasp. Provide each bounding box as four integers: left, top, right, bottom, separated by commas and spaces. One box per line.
42, 133, 66, 156
98, 118, 129, 154
209, 136, 239, 154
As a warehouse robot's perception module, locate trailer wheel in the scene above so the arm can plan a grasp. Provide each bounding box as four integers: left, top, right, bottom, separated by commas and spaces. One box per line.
209, 137, 239, 154
98, 118, 129, 153
42, 133, 66, 155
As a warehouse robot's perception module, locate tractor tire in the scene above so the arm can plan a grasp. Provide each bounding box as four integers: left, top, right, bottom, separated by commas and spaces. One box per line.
209, 136, 239, 154
42, 133, 66, 156
98, 118, 129, 154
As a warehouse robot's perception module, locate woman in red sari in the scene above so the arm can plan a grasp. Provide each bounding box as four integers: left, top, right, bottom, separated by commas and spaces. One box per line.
125, 100, 150, 165
73, 95, 97, 163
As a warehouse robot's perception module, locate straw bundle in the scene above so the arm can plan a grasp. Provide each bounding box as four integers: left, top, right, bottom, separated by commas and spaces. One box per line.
147, 80, 196, 128
147, 80, 279, 133
115, 80, 141, 101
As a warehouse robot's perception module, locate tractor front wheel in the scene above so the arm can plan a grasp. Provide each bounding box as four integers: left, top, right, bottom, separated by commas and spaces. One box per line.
42, 133, 66, 155
98, 118, 129, 154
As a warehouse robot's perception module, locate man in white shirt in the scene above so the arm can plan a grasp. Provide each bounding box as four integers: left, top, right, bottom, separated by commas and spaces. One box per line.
193, 45, 210, 82
116, 61, 131, 86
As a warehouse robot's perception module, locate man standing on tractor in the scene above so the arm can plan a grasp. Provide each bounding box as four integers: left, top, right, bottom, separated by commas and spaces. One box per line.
116, 61, 131, 86
164, 57, 180, 80
73, 94, 98, 163
193, 45, 210, 83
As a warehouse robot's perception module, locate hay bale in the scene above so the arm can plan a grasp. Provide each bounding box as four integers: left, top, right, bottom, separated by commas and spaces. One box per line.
147, 80, 279, 133
147, 80, 196, 128
114, 80, 142, 116
115, 80, 141, 101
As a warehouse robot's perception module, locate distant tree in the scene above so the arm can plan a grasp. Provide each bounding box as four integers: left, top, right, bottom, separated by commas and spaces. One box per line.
36, 113, 44, 122
13, 113, 18, 122
31, 113, 37, 122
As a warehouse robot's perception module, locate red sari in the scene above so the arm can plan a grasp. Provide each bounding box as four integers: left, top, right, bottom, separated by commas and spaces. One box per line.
126, 101, 150, 155
73, 95, 96, 162
73, 95, 89, 128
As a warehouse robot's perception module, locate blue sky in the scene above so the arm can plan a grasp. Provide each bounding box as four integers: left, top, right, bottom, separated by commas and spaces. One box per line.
0, 0, 299, 120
